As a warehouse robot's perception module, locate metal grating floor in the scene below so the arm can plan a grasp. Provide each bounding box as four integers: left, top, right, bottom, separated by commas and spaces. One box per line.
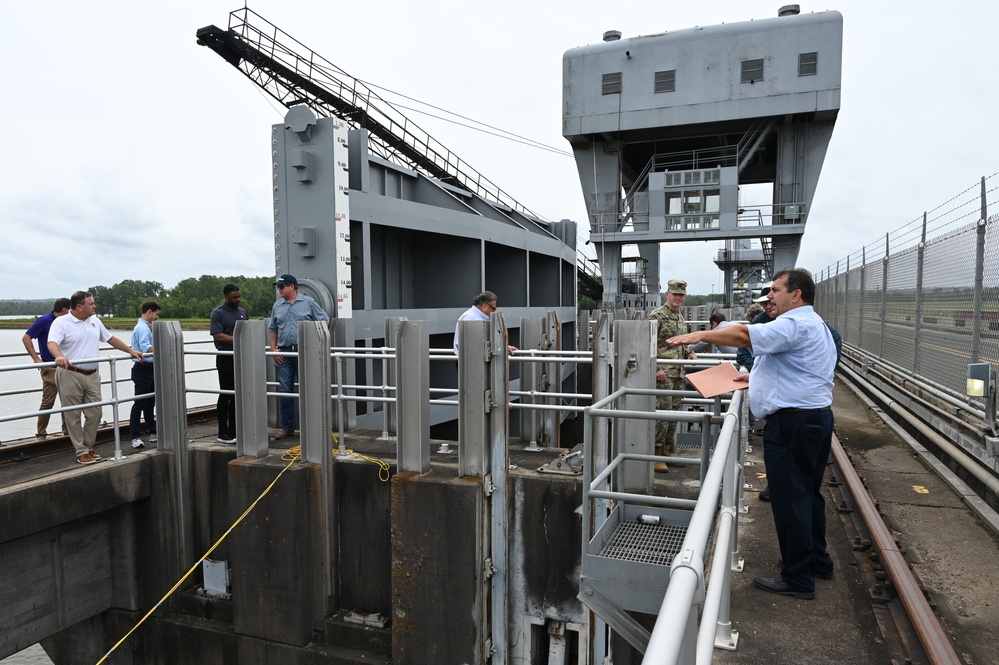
595, 521, 688, 566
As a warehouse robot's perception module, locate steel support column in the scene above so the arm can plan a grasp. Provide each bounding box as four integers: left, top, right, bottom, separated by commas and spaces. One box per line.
298, 321, 335, 610
971, 177, 988, 363
383, 317, 406, 436
330, 318, 356, 429
487, 314, 511, 665
152, 320, 193, 582
458, 320, 489, 477
913, 214, 927, 374
234, 319, 270, 459
298, 321, 331, 464
519, 317, 545, 449
613, 320, 657, 492
396, 319, 430, 473
880, 235, 889, 359
544, 311, 562, 446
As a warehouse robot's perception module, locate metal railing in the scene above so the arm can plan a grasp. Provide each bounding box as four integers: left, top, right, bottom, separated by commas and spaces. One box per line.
580, 382, 747, 662
1, 327, 597, 450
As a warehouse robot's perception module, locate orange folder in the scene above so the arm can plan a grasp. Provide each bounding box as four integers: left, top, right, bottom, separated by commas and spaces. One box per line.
685, 361, 745, 399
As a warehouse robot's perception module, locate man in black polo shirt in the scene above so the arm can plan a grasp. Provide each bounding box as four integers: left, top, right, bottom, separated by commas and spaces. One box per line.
210, 284, 247, 443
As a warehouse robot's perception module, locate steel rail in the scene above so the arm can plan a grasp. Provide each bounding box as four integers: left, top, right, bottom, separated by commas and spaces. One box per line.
830, 434, 963, 665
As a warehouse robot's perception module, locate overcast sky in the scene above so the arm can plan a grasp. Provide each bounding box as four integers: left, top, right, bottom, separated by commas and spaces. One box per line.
2, 0, 995, 301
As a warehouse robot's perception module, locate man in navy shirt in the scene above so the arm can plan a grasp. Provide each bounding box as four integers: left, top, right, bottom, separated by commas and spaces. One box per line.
21, 297, 71, 439
210, 284, 248, 443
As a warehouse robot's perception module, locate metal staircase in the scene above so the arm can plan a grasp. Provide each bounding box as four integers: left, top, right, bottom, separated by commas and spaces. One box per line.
196, 7, 547, 228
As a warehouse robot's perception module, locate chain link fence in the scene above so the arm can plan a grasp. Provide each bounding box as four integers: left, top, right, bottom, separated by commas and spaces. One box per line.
814, 174, 999, 397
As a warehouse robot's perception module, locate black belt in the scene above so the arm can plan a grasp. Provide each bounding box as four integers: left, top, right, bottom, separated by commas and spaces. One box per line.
771, 407, 831, 417
63, 365, 97, 376
279, 345, 298, 351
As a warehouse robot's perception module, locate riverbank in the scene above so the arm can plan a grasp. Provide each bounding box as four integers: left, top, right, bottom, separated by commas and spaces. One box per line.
0, 319, 210, 330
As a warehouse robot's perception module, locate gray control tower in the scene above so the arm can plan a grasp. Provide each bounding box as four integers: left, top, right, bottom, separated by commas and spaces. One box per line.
563, 5, 842, 307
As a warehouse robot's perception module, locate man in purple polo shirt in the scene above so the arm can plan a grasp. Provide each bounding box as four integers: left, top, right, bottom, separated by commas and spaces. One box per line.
21, 297, 72, 439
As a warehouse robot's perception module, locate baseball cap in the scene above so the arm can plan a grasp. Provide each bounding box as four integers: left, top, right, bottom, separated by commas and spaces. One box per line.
752, 281, 773, 302
274, 273, 298, 287
667, 279, 687, 295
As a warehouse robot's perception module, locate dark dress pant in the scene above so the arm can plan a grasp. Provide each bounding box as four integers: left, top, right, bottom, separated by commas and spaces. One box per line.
129, 363, 156, 440
216, 355, 236, 439
762, 408, 835, 592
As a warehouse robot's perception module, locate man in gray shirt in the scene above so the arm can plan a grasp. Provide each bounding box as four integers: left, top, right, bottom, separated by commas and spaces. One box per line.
267, 274, 329, 439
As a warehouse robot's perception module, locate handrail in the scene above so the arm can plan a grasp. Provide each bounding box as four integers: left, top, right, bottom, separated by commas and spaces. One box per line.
1, 338, 599, 446
580, 379, 745, 662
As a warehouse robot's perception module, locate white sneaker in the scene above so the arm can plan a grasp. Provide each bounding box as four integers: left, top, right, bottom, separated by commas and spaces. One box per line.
216, 436, 237, 444
148, 434, 158, 442
131, 438, 146, 449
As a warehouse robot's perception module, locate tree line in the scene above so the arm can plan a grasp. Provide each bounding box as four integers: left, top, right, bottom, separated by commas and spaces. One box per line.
2, 275, 281, 319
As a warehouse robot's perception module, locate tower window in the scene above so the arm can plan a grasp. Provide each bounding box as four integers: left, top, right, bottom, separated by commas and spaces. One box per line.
602, 72, 622, 95
654, 70, 676, 93
741, 59, 764, 84
798, 52, 818, 76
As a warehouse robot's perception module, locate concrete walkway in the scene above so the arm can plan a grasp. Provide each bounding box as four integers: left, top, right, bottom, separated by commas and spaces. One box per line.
715, 380, 999, 665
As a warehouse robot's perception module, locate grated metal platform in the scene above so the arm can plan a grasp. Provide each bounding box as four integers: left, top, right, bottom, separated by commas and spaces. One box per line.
595, 521, 687, 566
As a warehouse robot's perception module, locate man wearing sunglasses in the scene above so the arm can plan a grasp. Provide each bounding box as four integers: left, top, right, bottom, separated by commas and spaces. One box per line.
453, 291, 517, 354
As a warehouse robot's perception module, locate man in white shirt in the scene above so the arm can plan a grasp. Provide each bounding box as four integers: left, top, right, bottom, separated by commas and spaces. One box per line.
48, 291, 143, 465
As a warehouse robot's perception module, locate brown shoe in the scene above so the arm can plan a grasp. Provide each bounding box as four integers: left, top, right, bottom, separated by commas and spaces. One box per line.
77, 452, 98, 465
654, 462, 669, 473
90, 450, 103, 460
275, 428, 295, 440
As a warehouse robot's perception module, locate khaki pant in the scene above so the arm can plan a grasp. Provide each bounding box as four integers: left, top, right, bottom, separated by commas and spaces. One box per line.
55, 367, 102, 456
655, 375, 684, 456
36, 367, 68, 438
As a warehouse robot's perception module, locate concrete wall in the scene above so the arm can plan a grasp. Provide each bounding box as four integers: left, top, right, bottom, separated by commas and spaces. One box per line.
9, 440, 590, 664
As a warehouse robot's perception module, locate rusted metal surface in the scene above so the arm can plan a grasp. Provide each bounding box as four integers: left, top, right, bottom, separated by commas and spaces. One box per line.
830, 434, 964, 665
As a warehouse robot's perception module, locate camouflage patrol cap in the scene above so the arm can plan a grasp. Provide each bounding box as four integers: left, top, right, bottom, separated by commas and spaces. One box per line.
667, 279, 687, 295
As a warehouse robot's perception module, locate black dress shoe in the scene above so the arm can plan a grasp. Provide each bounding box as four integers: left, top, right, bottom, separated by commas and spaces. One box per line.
759, 486, 771, 502
275, 428, 295, 440
753, 576, 814, 600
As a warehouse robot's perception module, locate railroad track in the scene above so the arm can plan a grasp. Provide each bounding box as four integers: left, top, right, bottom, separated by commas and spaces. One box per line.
827, 436, 964, 664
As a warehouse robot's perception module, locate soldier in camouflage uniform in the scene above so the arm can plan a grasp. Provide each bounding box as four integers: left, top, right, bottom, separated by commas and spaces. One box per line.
646, 279, 696, 472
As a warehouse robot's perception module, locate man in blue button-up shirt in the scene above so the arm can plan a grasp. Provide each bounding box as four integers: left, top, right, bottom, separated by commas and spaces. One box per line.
129, 301, 160, 449
667, 268, 837, 601
267, 274, 330, 440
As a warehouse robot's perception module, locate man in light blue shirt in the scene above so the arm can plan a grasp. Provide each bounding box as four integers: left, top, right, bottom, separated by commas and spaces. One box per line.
667, 268, 837, 600
129, 301, 160, 449
267, 274, 330, 440
453, 291, 496, 354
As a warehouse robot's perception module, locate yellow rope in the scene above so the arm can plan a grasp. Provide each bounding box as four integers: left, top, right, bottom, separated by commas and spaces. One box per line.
95, 452, 298, 665
343, 449, 392, 482
287, 436, 393, 482
95, 435, 391, 664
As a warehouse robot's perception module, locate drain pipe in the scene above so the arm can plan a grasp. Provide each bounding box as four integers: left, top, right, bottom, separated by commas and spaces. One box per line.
839, 363, 999, 500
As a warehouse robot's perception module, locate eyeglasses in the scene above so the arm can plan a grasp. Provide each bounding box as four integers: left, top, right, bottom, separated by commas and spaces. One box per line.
276, 283, 287, 288
487, 302, 497, 311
